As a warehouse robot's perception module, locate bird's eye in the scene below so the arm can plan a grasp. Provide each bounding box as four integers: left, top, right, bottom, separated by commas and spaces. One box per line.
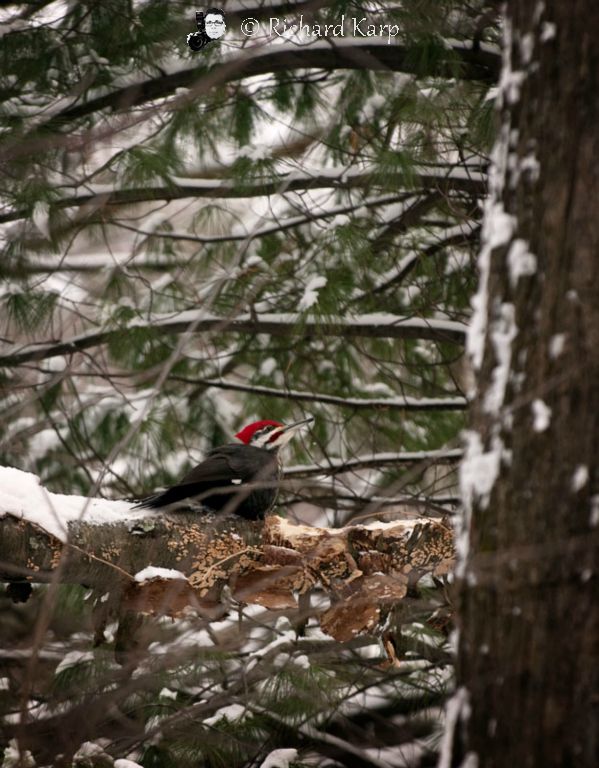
252, 428, 270, 443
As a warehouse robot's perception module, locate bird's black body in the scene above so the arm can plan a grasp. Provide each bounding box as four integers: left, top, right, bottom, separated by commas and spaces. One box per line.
135, 417, 313, 520
136, 443, 281, 520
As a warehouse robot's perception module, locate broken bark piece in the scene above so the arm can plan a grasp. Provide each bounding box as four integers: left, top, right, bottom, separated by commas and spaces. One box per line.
320, 573, 408, 642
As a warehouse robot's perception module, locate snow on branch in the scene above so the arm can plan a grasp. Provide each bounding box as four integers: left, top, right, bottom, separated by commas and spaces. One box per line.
284, 448, 463, 478
0, 166, 486, 225
183, 378, 467, 411
36, 38, 500, 132
353, 222, 481, 302
0, 466, 454, 643
79, 164, 487, 202
13, 193, 412, 271
118, 192, 414, 243
0, 311, 467, 367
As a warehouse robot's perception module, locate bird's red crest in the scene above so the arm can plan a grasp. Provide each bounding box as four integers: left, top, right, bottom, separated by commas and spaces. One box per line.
235, 420, 283, 445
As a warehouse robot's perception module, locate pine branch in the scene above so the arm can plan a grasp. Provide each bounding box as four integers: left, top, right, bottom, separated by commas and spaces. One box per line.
112, 191, 416, 244
32, 38, 500, 133
247, 705, 400, 768
0, 166, 486, 225
6, 192, 416, 271
175, 377, 467, 411
369, 193, 444, 251
284, 448, 463, 478
0, 311, 467, 367
351, 222, 480, 303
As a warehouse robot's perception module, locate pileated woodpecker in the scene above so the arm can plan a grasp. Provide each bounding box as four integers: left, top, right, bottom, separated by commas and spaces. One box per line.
136, 417, 313, 520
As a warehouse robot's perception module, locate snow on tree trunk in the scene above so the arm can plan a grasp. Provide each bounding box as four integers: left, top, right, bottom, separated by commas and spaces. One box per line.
450, 2, 599, 766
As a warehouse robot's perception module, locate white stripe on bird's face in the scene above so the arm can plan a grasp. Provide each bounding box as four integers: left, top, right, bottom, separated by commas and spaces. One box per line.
249, 427, 282, 448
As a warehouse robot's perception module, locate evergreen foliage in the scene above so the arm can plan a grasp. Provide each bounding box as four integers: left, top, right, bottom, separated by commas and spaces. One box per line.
0, 0, 499, 764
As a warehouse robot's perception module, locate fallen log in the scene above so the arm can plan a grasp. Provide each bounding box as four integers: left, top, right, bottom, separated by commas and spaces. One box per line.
0, 465, 455, 641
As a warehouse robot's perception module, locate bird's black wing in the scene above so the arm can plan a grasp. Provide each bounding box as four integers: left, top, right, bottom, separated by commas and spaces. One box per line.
178, 446, 247, 485
180, 444, 278, 483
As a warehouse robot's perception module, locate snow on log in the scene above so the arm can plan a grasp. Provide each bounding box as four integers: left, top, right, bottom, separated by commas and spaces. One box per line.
0, 466, 455, 641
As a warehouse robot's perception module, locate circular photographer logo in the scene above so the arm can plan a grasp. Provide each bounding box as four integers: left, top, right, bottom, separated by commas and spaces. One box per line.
187, 8, 226, 51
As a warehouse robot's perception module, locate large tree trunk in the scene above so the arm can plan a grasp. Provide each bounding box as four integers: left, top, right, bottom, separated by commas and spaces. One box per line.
453, 2, 599, 766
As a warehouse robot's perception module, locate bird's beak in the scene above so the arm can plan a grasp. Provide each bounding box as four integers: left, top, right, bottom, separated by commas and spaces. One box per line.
280, 416, 315, 434
271, 416, 314, 447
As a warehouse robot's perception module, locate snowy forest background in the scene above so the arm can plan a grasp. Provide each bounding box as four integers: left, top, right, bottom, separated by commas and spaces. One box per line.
1, 1, 597, 767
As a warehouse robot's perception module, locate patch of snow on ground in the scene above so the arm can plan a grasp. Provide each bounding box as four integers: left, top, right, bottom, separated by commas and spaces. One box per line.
259, 357, 277, 377
29, 428, 63, 460
0, 736, 29, 766
362, 93, 386, 120
444, 247, 471, 275
72, 743, 109, 762
291, 653, 310, 669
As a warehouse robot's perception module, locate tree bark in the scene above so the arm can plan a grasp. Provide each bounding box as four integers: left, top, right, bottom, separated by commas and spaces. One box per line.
453, 2, 599, 767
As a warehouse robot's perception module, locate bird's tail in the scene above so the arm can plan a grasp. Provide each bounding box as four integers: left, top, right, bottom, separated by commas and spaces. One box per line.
130, 494, 163, 510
